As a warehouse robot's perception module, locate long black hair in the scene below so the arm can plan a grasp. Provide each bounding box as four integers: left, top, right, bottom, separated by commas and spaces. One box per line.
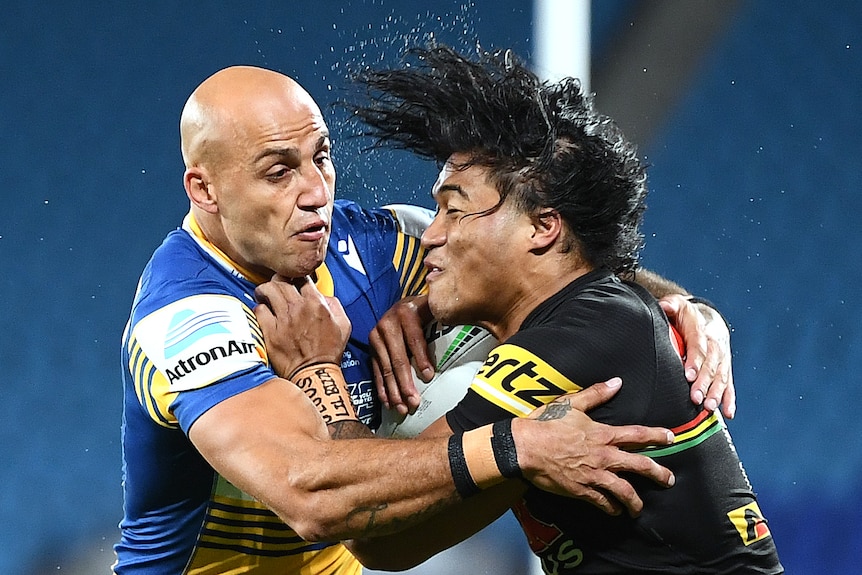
349, 44, 647, 274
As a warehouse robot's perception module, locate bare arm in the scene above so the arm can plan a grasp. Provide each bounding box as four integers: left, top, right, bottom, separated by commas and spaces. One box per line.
347, 479, 523, 571
628, 267, 689, 298
346, 379, 654, 570
189, 380, 461, 542
197, 276, 675, 544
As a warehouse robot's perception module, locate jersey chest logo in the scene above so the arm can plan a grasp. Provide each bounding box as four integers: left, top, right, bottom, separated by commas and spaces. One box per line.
471, 344, 582, 417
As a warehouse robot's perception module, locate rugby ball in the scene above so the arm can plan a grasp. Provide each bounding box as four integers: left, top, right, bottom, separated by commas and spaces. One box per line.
376, 321, 496, 438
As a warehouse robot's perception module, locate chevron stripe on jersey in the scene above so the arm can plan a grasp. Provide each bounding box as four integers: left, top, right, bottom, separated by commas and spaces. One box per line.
392, 231, 427, 298
636, 410, 724, 458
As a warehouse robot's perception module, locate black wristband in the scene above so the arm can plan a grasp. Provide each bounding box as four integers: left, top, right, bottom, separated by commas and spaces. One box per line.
448, 433, 480, 498
491, 419, 522, 479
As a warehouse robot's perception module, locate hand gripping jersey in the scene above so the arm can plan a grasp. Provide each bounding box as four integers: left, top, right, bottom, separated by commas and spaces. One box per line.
114, 200, 430, 574
446, 270, 783, 575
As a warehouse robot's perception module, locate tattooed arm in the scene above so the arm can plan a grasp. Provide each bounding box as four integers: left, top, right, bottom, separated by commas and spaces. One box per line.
327, 421, 375, 439
346, 379, 667, 569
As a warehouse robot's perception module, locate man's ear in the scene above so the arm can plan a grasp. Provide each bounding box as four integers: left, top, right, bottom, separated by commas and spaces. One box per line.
184, 167, 217, 214
529, 210, 563, 250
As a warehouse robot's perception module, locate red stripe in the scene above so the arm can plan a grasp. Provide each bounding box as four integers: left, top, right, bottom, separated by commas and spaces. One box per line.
670, 409, 711, 434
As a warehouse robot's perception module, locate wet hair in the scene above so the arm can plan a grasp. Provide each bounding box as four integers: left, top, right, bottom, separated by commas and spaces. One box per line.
349, 44, 647, 274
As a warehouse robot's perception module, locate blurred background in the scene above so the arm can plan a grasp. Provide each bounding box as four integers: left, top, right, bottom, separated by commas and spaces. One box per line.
1, 0, 859, 573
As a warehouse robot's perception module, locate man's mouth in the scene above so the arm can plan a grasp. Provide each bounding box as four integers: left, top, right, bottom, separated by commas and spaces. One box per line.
424, 259, 444, 281
296, 220, 328, 240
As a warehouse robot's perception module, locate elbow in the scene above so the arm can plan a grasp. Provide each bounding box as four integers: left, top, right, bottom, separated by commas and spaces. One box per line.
274, 496, 344, 542
259, 462, 356, 542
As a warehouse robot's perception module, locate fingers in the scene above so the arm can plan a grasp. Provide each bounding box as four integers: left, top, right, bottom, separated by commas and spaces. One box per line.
370, 328, 411, 415
657, 295, 683, 318
254, 275, 351, 376
527, 441, 673, 518
369, 297, 431, 415
689, 337, 719, 409
700, 354, 736, 419
660, 296, 706, 384
576, 483, 627, 517
604, 452, 674, 517
606, 422, 674, 452
719, 369, 737, 419
253, 302, 275, 330
559, 377, 623, 413
683, 300, 735, 418
254, 274, 314, 312
324, 295, 352, 342
680, 324, 708, 386
371, 354, 395, 411
660, 294, 738, 417
403, 318, 434, 383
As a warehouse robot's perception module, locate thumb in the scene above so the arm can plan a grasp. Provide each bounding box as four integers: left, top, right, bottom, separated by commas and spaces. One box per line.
658, 296, 682, 318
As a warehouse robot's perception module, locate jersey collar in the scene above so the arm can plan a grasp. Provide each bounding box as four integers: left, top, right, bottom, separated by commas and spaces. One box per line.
182, 211, 334, 296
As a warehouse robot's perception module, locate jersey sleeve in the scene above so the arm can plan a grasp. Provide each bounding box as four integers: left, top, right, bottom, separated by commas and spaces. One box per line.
126, 292, 274, 433
445, 339, 585, 432
446, 294, 660, 433
383, 203, 434, 298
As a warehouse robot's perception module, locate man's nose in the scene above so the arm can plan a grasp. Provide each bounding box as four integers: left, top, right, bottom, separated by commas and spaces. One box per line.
298, 166, 332, 209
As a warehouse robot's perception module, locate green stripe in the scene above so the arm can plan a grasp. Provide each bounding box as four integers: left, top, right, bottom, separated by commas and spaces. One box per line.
636, 421, 723, 459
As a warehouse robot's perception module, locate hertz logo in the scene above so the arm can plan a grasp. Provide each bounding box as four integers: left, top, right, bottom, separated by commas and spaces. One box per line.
472, 344, 582, 416
166, 339, 257, 384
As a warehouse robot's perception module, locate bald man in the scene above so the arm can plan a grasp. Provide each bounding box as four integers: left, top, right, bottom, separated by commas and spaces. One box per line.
114, 66, 728, 574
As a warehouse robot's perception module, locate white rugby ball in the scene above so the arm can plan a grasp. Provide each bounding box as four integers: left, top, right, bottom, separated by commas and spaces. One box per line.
377, 321, 496, 438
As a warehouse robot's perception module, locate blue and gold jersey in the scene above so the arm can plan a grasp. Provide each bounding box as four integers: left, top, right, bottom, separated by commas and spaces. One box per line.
114, 199, 430, 574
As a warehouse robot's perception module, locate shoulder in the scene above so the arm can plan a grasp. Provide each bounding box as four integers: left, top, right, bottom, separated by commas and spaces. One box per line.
505, 274, 659, 380
331, 200, 434, 238
135, 229, 251, 318
522, 273, 654, 337
382, 203, 435, 238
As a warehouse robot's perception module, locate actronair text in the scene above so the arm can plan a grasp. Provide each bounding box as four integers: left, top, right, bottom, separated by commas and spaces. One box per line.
166, 339, 257, 383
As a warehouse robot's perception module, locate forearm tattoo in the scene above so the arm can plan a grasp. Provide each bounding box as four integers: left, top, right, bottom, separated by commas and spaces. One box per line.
328, 420, 374, 439
344, 493, 459, 538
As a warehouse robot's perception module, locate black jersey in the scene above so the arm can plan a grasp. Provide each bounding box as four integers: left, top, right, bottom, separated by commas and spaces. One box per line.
447, 270, 783, 574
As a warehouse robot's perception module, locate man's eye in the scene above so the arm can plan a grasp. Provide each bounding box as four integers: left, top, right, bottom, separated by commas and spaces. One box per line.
267, 167, 289, 180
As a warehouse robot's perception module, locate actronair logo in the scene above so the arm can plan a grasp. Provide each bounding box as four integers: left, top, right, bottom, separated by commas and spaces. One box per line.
161, 307, 259, 385
133, 295, 266, 392
165, 338, 258, 384
165, 309, 231, 358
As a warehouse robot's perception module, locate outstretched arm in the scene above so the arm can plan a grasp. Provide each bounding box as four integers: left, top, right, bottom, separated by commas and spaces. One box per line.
346, 379, 657, 570
191, 276, 674, 543
370, 280, 737, 419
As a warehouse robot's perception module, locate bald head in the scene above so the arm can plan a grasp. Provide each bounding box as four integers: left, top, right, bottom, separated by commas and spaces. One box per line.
178, 65, 336, 280
179, 66, 321, 169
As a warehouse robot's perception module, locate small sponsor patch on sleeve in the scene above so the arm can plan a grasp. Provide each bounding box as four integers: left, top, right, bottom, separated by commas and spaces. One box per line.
471, 344, 583, 417
133, 294, 266, 392
727, 501, 772, 545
